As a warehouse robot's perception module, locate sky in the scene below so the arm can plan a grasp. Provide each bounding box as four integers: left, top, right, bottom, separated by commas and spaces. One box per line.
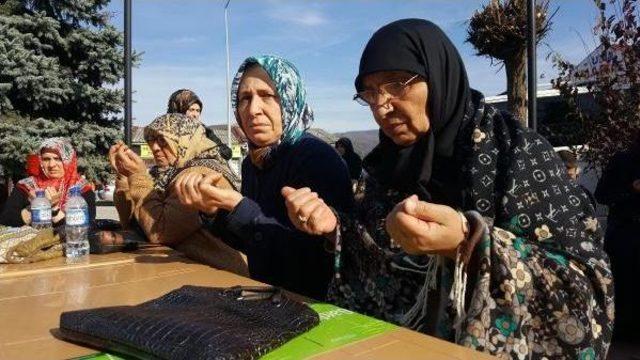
105, 0, 602, 132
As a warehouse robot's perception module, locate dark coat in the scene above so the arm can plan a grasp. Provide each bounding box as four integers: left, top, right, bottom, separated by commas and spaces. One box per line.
211, 133, 353, 300
595, 146, 640, 340
336, 137, 362, 181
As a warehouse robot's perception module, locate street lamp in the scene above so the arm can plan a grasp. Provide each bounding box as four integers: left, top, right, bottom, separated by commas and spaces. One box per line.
124, 0, 132, 146
224, 0, 232, 153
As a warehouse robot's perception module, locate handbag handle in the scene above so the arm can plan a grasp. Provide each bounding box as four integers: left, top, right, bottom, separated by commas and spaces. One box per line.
223, 285, 283, 304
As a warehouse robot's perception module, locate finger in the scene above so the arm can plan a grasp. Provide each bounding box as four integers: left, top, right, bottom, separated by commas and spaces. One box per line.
187, 173, 203, 199
297, 198, 324, 222
175, 172, 197, 202
202, 172, 223, 186
308, 202, 334, 232
286, 187, 313, 204
290, 191, 319, 209
392, 212, 428, 253
116, 158, 127, 169
281, 186, 297, 197
403, 198, 453, 224
174, 177, 189, 204
124, 148, 139, 160
199, 181, 226, 204
109, 144, 120, 159
385, 211, 408, 247
173, 172, 186, 191
182, 173, 202, 201
46, 188, 56, 201
288, 193, 319, 219
396, 211, 432, 236
115, 151, 129, 163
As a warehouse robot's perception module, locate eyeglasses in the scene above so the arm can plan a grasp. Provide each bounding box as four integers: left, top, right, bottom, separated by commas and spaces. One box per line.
146, 135, 168, 148
353, 74, 421, 106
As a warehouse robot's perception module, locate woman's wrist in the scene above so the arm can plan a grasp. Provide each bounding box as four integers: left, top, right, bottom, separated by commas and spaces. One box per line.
223, 192, 244, 211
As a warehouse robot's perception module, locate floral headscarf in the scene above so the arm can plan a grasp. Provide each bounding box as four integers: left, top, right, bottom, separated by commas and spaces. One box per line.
231, 55, 314, 168
144, 113, 238, 191
16, 138, 90, 209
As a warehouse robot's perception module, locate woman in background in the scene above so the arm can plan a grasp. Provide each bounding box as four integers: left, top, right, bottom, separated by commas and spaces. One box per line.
167, 89, 232, 160
0, 138, 95, 227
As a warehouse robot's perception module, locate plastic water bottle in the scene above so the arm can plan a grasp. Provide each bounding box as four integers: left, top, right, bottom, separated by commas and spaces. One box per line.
64, 186, 90, 262
30, 189, 52, 229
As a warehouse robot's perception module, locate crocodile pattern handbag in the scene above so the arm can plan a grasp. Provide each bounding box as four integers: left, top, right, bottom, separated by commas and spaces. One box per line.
59, 285, 319, 359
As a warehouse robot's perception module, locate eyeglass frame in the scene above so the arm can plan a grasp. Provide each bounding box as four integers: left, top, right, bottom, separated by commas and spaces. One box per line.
352, 74, 421, 106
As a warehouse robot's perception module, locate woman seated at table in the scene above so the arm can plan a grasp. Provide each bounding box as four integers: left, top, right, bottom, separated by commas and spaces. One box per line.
281, 19, 614, 358
174, 55, 353, 300
0, 138, 96, 228
109, 113, 248, 275
167, 89, 232, 161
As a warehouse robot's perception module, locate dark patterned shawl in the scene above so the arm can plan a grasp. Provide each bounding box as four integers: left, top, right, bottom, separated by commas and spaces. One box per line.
329, 91, 614, 359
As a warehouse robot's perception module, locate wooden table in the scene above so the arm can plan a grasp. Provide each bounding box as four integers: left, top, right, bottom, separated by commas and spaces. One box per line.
0, 249, 492, 359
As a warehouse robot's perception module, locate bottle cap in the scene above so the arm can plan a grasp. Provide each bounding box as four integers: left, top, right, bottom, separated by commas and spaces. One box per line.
35, 189, 45, 197
69, 186, 81, 196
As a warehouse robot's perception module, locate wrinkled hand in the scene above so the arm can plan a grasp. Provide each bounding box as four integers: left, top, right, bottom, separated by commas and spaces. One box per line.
281, 187, 337, 236
45, 186, 61, 208
108, 141, 127, 175
385, 195, 464, 259
26, 189, 37, 201
115, 147, 146, 177
174, 172, 243, 213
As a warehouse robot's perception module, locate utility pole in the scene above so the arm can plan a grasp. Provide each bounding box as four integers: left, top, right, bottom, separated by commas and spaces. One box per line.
224, 0, 232, 150
527, 0, 537, 131
124, 0, 132, 145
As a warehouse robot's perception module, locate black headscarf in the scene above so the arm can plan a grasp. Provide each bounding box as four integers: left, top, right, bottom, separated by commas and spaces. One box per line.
358, 19, 472, 206
336, 137, 363, 181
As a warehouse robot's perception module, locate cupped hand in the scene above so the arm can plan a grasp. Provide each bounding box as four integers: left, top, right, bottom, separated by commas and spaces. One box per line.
385, 195, 465, 259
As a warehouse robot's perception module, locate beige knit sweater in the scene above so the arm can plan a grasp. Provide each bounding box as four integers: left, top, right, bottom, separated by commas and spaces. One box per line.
114, 167, 249, 277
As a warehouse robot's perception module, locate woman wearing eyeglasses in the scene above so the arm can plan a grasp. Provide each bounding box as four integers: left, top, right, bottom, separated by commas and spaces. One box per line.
108, 114, 248, 276
282, 19, 613, 358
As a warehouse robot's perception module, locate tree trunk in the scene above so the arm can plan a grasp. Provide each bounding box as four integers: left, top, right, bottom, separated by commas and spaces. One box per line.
505, 49, 528, 127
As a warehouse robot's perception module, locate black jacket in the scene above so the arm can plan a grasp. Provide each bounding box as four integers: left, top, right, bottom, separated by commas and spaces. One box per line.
211, 134, 353, 300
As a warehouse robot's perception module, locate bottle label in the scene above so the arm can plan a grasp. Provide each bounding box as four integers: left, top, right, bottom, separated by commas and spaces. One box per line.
66, 209, 88, 226
32, 208, 52, 223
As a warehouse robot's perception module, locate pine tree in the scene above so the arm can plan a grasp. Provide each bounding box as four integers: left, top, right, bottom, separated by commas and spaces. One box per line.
0, 0, 133, 183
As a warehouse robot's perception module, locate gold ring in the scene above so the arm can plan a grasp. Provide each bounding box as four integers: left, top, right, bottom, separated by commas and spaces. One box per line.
297, 214, 308, 223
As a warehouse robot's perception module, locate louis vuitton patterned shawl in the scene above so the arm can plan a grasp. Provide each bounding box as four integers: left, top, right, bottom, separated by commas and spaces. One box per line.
328, 19, 613, 359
